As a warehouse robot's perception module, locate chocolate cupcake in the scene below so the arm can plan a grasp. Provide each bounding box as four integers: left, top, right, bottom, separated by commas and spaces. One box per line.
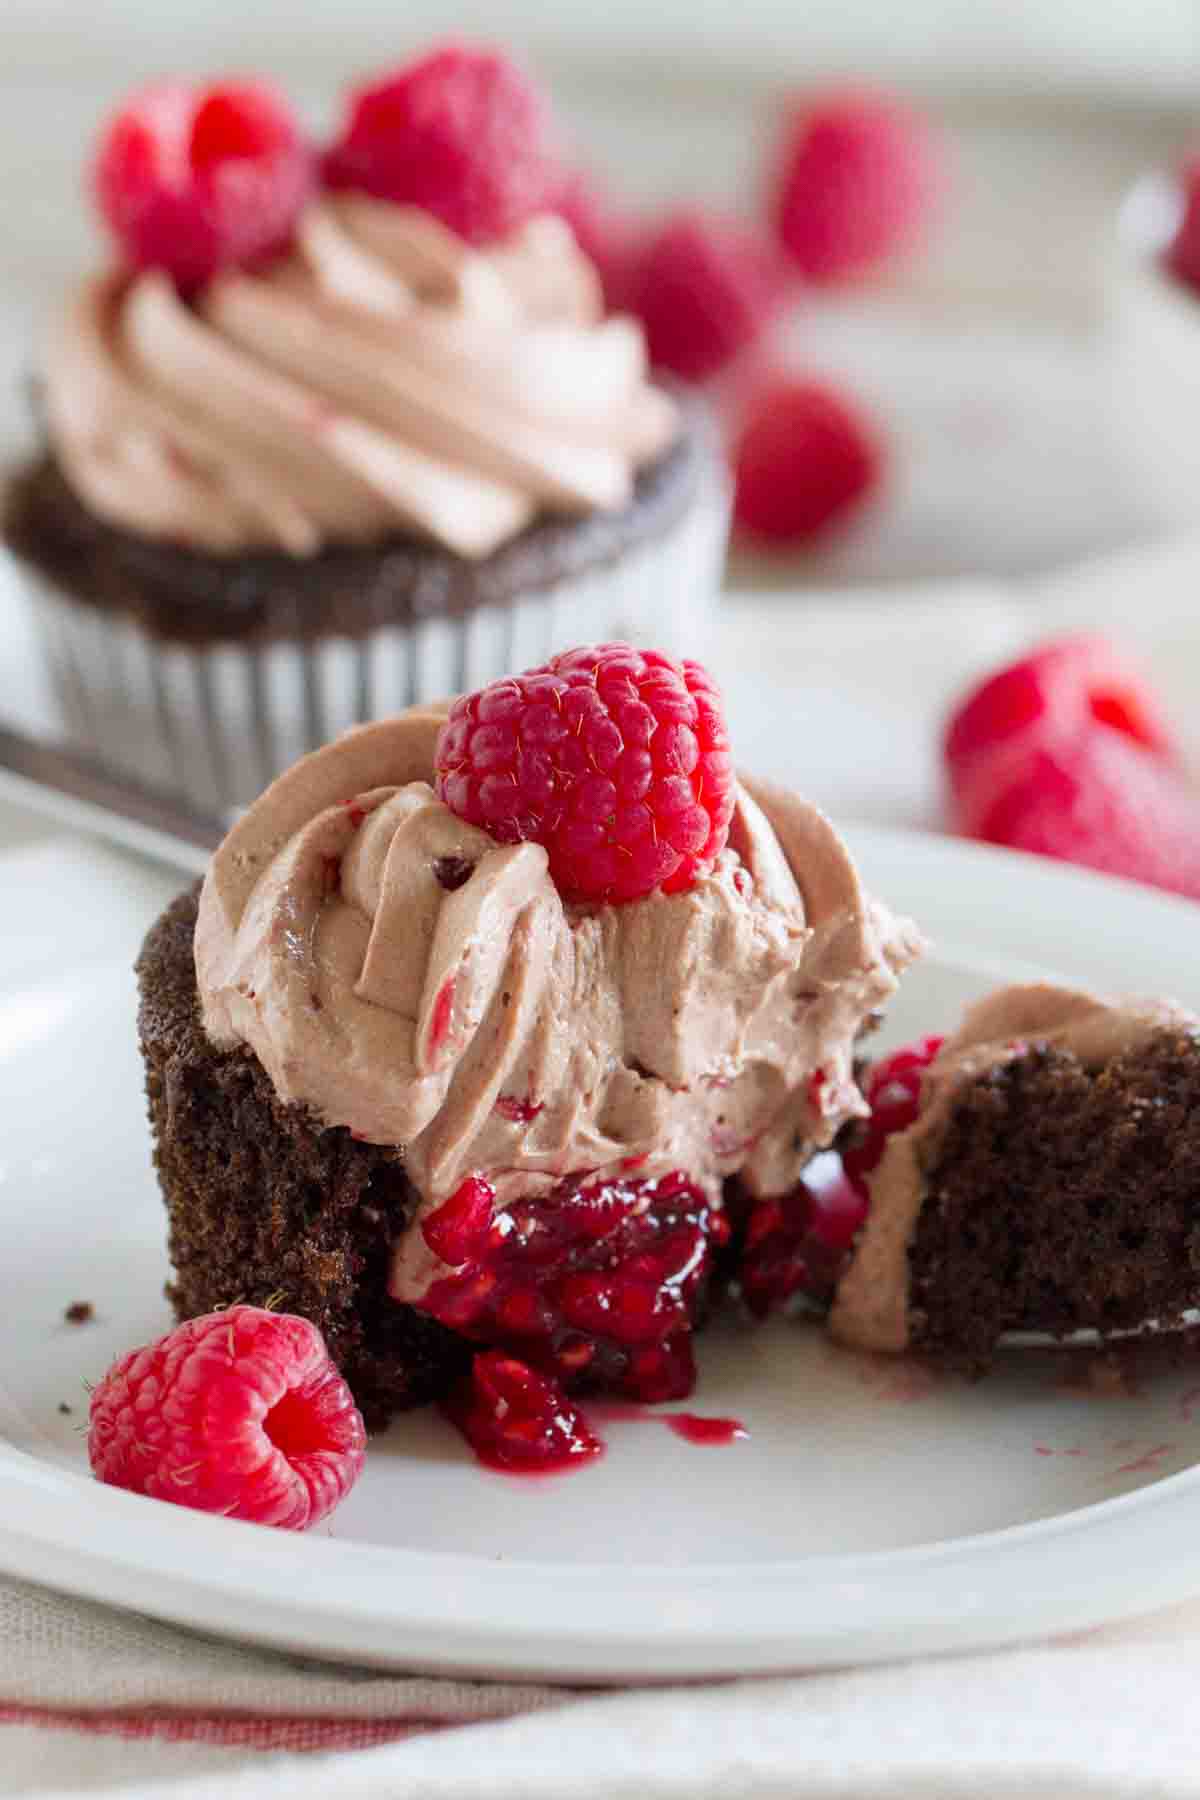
135, 649, 920, 1447
3, 55, 727, 814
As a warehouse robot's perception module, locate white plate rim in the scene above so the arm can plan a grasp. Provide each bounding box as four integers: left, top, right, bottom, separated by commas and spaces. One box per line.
5, 825, 1200, 1681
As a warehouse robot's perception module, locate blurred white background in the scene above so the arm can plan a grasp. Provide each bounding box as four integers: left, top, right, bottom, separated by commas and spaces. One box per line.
1, 0, 1198, 581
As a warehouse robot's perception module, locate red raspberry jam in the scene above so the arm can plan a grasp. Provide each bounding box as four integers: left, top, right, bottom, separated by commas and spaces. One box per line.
739, 1034, 945, 1319
417, 1170, 725, 1404
441, 1351, 602, 1476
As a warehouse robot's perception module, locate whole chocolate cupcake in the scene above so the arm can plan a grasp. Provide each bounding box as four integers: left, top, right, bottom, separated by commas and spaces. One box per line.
4, 51, 726, 814
136, 645, 920, 1452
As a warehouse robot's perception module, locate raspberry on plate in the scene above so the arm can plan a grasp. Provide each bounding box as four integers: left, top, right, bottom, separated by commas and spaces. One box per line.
944, 638, 1200, 899
93, 79, 313, 292
770, 87, 937, 285
626, 210, 787, 382
88, 1306, 366, 1529
732, 378, 882, 545
965, 731, 1200, 902
944, 636, 1178, 811
435, 643, 735, 904
324, 44, 561, 246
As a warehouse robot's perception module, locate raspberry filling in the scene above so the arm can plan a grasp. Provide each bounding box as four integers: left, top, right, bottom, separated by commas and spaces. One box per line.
739, 1152, 870, 1319
739, 1035, 944, 1318
417, 1169, 728, 1406
441, 1351, 602, 1476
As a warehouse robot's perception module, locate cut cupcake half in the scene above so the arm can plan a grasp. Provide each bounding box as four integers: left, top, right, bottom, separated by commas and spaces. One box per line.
829, 984, 1200, 1367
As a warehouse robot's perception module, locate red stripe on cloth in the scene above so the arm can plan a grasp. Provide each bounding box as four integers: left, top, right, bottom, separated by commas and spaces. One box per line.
0, 1705, 472, 1753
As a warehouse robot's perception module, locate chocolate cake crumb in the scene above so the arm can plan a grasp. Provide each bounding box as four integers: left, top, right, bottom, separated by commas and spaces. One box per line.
57, 1402, 72, 1415
63, 1302, 94, 1325
908, 1034, 1200, 1369
136, 886, 468, 1429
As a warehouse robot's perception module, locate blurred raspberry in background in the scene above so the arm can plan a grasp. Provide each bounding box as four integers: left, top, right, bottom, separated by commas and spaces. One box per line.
562, 84, 944, 550
943, 638, 1200, 902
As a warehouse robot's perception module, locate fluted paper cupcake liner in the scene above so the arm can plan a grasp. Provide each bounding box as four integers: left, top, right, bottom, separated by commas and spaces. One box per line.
19, 475, 728, 817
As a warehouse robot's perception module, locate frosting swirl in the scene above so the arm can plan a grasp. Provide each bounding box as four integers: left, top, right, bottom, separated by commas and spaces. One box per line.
194, 711, 921, 1300
829, 984, 1200, 1352
43, 198, 678, 559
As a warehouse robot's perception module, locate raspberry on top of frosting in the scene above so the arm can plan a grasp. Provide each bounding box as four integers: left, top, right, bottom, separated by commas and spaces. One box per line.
93, 78, 315, 293
434, 644, 735, 905
194, 670, 921, 1306
324, 45, 562, 248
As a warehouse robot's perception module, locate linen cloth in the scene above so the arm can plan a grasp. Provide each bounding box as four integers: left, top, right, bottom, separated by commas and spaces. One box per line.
6, 542, 1200, 1798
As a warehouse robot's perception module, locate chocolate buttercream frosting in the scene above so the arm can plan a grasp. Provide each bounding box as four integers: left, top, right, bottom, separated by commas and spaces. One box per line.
195, 708, 921, 1304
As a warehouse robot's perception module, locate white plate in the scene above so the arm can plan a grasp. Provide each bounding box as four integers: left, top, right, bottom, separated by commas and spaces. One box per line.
5, 830, 1200, 1683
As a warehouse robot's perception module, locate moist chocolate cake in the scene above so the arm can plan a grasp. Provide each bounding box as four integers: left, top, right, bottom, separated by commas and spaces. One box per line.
137, 886, 468, 1429
830, 985, 1200, 1369
908, 1032, 1200, 1365
6, 415, 706, 650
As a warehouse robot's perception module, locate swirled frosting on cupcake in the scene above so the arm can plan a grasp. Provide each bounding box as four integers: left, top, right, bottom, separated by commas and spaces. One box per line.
829, 984, 1200, 1352
43, 198, 678, 559
194, 706, 921, 1300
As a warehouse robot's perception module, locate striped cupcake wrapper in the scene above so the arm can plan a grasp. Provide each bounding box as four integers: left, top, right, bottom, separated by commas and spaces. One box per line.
20, 475, 729, 817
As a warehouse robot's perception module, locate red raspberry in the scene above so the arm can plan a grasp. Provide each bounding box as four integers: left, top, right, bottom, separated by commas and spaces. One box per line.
944, 637, 1178, 819
88, 1307, 366, 1529
1165, 157, 1200, 294
626, 210, 788, 381
435, 644, 735, 905
963, 732, 1200, 901
442, 1351, 602, 1474
324, 45, 561, 247
770, 88, 937, 285
92, 79, 313, 293
733, 378, 882, 545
